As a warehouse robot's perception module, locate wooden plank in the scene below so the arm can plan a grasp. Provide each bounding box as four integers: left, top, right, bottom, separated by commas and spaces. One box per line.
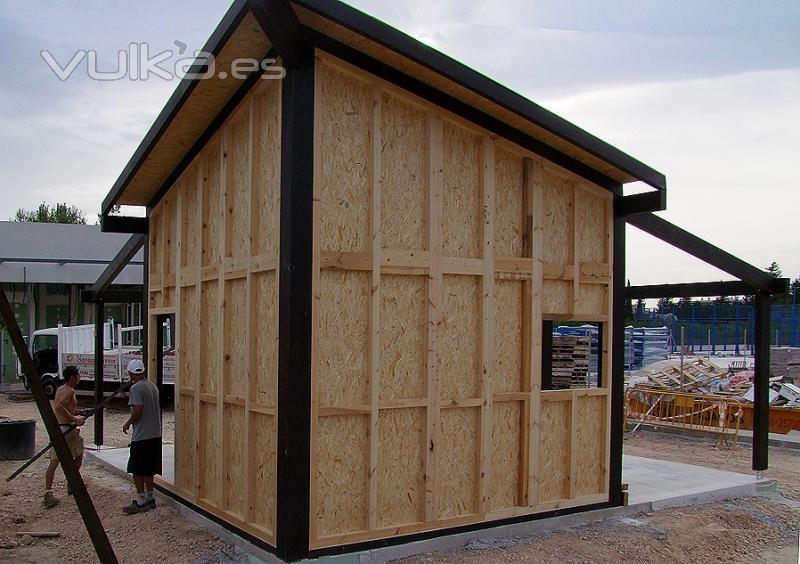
568, 392, 577, 499
441, 257, 483, 275
495, 257, 533, 274
603, 196, 613, 495
425, 112, 443, 522
479, 137, 495, 515
173, 178, 184, 490
367, 87, 382, 531
217, 123, 227, 511
320, 251, 372, 271
243, 96, 254, 524
527, 157, 544, 507
571, 181, 579, 316
193, 167, 204, 500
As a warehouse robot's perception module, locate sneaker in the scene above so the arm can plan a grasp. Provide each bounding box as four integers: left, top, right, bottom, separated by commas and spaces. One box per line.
122, 500, 151, 514
146, 497, 156, 509
43, 491, 59, 508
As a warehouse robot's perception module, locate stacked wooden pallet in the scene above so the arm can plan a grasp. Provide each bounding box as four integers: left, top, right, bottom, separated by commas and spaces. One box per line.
551, 335, 591, 389
640, 358, 728, 393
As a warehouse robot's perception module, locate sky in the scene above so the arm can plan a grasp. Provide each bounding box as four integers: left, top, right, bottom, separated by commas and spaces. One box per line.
0, 0, 797, 289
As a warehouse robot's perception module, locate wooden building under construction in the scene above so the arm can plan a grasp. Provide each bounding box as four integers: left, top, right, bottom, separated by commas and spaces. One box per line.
99, 0, 789, 561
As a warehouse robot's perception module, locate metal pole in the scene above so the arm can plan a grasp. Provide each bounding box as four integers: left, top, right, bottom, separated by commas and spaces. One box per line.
0, 286, 118, 563
753, 291, 771, 472
94, 301, 104, 447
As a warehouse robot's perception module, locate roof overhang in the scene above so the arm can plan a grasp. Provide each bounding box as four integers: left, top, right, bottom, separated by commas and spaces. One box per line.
102, 0, 666, 222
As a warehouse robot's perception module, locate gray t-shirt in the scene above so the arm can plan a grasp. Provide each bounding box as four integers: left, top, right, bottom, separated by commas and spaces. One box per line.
128, 379, 161, 442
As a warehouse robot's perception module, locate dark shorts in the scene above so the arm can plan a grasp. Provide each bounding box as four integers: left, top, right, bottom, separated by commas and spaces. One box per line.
127, 437, 162, 476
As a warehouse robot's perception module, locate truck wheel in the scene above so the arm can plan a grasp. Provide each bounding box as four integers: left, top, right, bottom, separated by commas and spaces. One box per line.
42, 378, 58, 399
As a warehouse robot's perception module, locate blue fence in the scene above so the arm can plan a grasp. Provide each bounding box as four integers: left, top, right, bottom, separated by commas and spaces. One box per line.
634, 303, 800, 353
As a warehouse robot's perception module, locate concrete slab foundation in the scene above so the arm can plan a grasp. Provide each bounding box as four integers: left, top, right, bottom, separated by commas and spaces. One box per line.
84, 448, 775, 564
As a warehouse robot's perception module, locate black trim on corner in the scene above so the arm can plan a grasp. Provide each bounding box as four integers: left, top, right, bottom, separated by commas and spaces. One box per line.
752, 291, 771, 471
248, 0, 312, 68
153, 484, 278, 557
541, 320, 553, 391
310, 31, 621, 191
101, 215, 149, 234
294, 0, 666, 192
102, 0, 251, 215
609, 188, 626, 507
146, 49, 276, 211
308, 500, 615, 558
618, 190, 666, 215
626, 281, 756, 300
276, 56, 315, 562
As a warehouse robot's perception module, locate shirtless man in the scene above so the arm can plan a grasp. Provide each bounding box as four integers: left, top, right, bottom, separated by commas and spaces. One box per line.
43, 365, 85, 508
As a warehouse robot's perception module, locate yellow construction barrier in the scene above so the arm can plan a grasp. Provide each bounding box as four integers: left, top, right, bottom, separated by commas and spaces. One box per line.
625, 386, 743, 448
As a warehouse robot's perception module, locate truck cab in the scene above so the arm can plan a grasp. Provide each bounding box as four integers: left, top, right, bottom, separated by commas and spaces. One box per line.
21, 328, 60, 398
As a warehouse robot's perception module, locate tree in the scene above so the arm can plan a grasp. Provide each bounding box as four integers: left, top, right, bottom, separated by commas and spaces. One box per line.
765, 261, 782, 279
14, 202, 86, 224
791, 276, 800, 304
656, 296, 674, 313
624, 279, 633, 324
635, 298, 645, 318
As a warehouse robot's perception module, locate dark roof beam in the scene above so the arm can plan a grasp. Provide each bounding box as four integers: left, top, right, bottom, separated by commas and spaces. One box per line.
627, 212, 788, 296
617, 190, 666, 216
101, 215, 149, 234
626, 280, 755, 300
88, 234, 145, 296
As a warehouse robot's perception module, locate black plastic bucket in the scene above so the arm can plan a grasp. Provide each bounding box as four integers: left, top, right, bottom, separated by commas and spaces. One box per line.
0, 419, 36, 460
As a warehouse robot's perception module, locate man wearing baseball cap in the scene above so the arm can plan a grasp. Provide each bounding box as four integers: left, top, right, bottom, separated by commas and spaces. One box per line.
121, 358, 161, 514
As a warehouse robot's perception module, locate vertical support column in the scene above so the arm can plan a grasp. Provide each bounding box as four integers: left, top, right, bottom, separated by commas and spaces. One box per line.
478, 137, 495, 515
609, 187, 626, 506
142, 214, 149, 381
216, 127, 227, 512
753, 290, 771, 471
518, 159, 533, 506
244, 97, 256, 525
527, 157, 544, 507
367, 87, 382, 530
276, 56, 315, 563
424, 113, 443, 522
94, 300, 105, 446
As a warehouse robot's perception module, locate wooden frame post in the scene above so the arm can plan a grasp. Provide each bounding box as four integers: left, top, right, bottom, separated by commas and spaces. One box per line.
276, 55, 315, 562
0, 287, 119, 564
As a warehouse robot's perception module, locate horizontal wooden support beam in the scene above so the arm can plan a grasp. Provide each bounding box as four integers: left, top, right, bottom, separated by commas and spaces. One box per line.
626, 280, 757, 299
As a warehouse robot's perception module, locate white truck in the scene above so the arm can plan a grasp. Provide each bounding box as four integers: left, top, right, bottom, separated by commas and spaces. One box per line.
18, 321, 175, 398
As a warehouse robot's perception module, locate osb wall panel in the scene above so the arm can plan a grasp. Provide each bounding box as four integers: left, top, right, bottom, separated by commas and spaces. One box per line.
223, 278, 248, 398
491, 401, 521, 511
438, 407, 479, 519
494, 148, 525, 257
251, 81, 281, 257
379, 275, 426, 400
311, 53, 612, 548
201, 141, 222, 267
575, 187, 607, 264
318, 62, 372, 253
439, 275, 481, 400
251, 412, 276, 531
225, 110, 250, 261
380, 91, 428, 251
541, 168, 572, 265
494, 279, 523, 393
574, 395, 606, 497
442, 121, 482, 258
538, 399, 570, 503
251, 271, 278, 407
315, 415, 369, 537
149, 78, 280, 547
317, 270, 370, 406
377, 408, 426, 527
175, 400, 196, 494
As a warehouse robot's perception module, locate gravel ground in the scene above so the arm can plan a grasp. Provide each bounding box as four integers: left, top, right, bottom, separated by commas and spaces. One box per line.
2, 393, 799, 563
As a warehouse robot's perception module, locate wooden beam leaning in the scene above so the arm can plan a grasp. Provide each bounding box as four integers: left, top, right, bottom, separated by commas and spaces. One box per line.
424, 113, 443, 522
0, 287, 119, 564
518, 157, 533, 506
478, 137, 495, 515
367, 87, 382, 530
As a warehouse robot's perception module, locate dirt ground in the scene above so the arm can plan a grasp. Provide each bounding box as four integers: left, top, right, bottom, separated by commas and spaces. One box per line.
2, 393, 799, 563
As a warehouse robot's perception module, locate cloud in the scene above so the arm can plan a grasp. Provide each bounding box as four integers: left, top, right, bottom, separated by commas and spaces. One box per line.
541, 69, 800, 282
